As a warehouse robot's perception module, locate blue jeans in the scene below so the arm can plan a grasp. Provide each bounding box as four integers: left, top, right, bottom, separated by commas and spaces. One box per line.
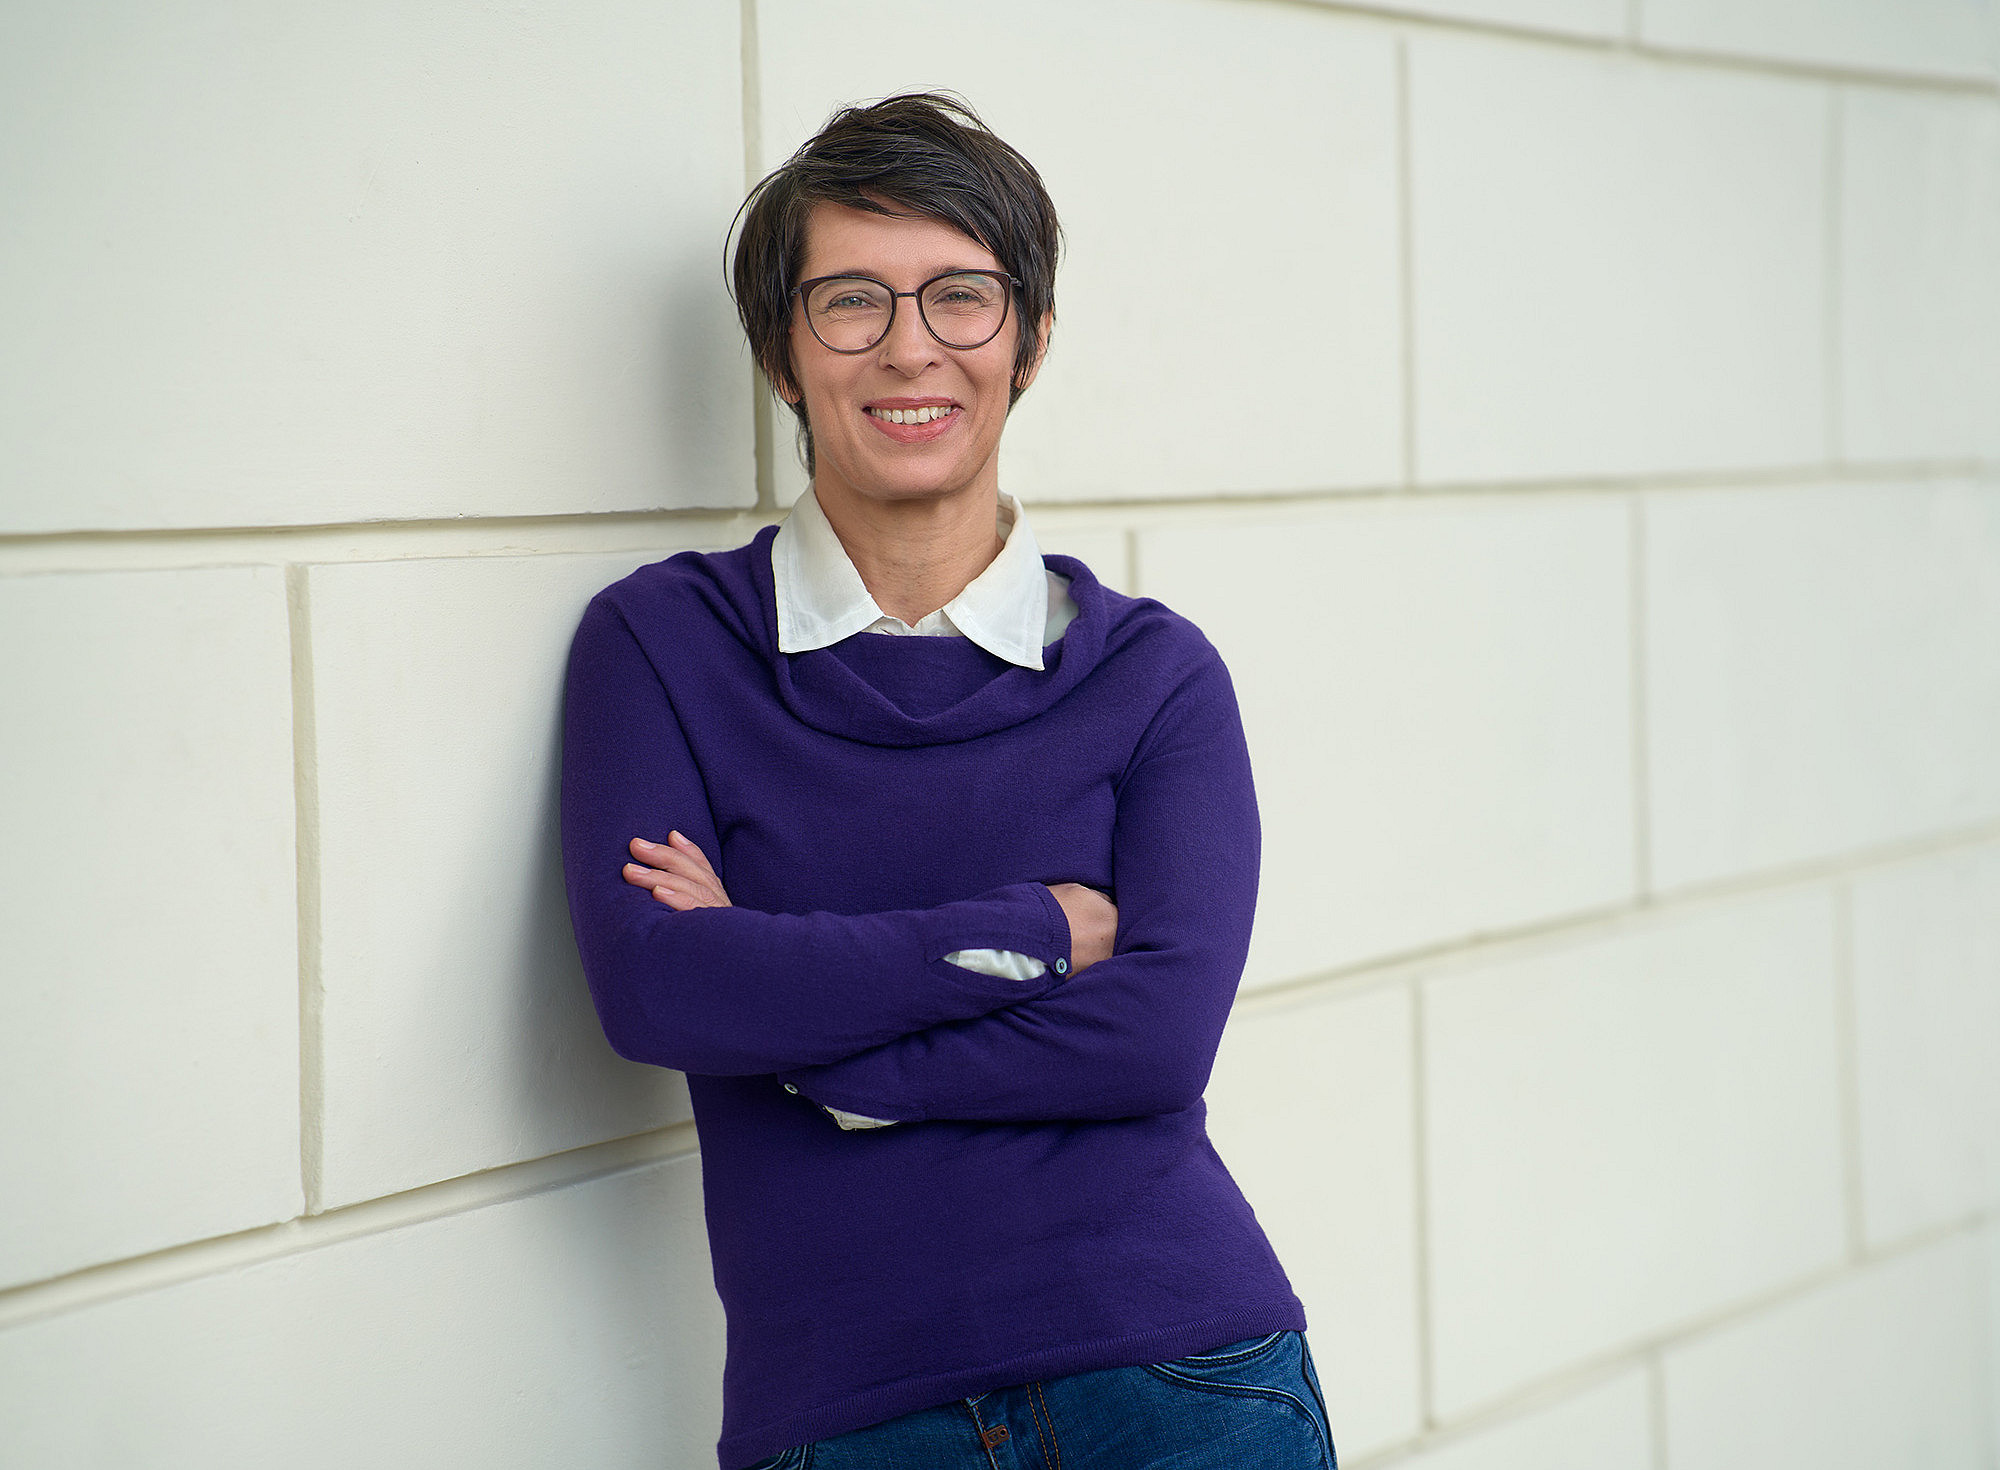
744, 1330, 1336, 1469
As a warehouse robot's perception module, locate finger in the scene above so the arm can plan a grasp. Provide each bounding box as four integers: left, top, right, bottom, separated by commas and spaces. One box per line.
650, 881, 730, 911
666, 830, 720, 875
623, 861, 677, 891
627, 841, 717, 887
626, 860, 729, 908
631, 835, 718, 878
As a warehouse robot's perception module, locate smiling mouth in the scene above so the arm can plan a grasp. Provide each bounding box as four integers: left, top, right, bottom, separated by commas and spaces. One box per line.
865, 404, 960, 425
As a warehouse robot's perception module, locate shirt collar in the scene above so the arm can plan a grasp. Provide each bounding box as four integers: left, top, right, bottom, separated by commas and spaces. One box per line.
772, 485, 1055, 670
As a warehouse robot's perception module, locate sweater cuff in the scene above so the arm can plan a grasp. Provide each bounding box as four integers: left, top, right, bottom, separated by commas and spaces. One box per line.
920, 881, 1072, 1001
1028, 880, 1073, 979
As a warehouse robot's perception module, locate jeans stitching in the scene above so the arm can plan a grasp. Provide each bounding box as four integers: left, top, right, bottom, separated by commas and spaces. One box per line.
1295, 1335, 1337, 1468
1030, 1380, 1061, 1470
1143, 1363, 1326, 1433
962, 1396, 1003, 1470
1168, 1329, 1288, 1367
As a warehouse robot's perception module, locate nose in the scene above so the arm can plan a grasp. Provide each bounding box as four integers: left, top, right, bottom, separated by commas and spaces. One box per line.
875, 294, 944, 377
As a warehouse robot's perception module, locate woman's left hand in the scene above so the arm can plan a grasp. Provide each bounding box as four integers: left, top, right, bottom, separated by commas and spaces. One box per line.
623, 832, 733, 910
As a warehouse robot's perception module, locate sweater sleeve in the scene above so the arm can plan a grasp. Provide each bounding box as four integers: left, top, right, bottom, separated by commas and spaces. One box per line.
560, 595, 1072, 1077
775, 644, 1259, 1123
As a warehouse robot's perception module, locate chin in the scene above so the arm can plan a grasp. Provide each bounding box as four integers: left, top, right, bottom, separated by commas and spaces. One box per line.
846, 452, 986, 502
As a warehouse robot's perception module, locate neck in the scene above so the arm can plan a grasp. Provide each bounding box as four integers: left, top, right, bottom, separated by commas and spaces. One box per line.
810, 475, 1007, 627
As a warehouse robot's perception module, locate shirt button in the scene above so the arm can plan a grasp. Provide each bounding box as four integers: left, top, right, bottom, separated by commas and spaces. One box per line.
783, 1084, 799, 1094
1054, 958, 1069, 974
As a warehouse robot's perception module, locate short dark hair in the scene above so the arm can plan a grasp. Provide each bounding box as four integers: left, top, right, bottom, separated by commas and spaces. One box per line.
728, 92, 1062, 475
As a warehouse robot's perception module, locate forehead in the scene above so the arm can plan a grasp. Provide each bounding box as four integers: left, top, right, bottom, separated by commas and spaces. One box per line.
800, 200, 1001, 282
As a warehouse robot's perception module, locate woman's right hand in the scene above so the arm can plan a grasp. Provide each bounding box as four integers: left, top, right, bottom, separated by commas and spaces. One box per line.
1047, 883, 1117, 975
623, 831, 733, 910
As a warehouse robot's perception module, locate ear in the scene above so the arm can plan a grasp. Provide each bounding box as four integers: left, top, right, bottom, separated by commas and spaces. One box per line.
768, 352, 802, 406
1012, 309, 1054, 393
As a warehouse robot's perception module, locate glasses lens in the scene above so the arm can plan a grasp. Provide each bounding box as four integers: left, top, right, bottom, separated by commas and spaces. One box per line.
920, 273, 1010, 348
805, 277, 893, 350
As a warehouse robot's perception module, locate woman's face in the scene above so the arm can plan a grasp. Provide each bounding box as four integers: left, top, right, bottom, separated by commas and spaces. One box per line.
781, 201, 1046, 509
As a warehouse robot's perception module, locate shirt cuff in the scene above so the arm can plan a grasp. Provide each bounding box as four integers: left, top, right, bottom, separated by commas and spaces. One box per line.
823, 1103, 900, 1130
941, 947, 1049, 981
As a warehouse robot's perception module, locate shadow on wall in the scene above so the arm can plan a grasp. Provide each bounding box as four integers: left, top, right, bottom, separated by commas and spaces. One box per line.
499, 698, 682, 1145
657, 257, 758, 500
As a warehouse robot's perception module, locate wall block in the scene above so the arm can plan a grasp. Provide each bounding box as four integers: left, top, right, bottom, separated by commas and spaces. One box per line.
0, 567, 300, 1289
0, 1, 752, 531
1399, 1372, 1652, 1470
1851, 843, 2000, 1246
0, 1155, 723, 1469
310, 550, 706, 1210
1643, 0, 1999, 82
1207, 986, 1422, 1457
1139, 494, 1634, 987
1664, 1231, 1993, 1469
1425, 888, 1846, 1414
1311, 0, 1624, 41
1411, 35, 1827, 483
1646, 479, 2000, 891
1840, 90, 2000, 463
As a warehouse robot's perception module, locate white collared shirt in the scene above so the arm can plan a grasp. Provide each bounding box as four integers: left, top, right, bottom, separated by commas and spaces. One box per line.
773, 483, 1078, 665
770, 485, 1079, 1129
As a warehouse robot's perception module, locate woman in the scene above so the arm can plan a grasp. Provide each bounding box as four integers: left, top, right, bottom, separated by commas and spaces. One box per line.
560, 93, 1334, 1470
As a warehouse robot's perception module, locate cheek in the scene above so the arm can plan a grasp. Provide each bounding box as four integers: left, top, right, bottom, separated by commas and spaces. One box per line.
783, 326, 824, 407
797, 367, 852, 424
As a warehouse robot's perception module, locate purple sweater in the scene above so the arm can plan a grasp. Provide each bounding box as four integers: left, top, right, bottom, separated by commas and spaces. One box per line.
560, 524, 1305, 1469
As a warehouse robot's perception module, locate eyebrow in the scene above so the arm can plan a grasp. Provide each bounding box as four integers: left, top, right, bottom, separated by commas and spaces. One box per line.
809, 266, 999, 282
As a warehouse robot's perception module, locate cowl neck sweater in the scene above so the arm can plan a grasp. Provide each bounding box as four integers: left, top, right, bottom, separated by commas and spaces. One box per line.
561, 523, 1304, 1470
749, 522, 1108, 745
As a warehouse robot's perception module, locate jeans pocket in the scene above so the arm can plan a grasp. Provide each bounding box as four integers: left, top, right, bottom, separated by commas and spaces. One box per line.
1144, 1330, 1335, 1467
1152, 1329, 1289, 1373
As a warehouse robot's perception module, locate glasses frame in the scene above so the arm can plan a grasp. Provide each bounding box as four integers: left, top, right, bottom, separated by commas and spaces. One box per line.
792, 269, 1023, 354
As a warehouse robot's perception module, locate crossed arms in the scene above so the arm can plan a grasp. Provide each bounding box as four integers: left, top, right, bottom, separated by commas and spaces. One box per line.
559, 595, 1261, 1126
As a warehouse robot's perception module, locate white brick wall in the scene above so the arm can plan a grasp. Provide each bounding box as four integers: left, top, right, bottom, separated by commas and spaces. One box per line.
1663, 1232, 1992, 1467
0, 569, 300, 1290
1393, 1371, 1653, 1469
0, 2, 752, 532
1344, 0, 1626, 42
1140, 494, 1634, 984
309, 553, 694, 1209
1851, 843, 2000, 1245
1645, 479, 2000, 891
1839, 90, 2000, 462
1642, 0, 2000, 81
3, 1, 1995, 1465
1208, 986, 1423, 1457
0, 1152, 722, 1467
1425, 889, 1846, 1415
1410, 35, 1828, 483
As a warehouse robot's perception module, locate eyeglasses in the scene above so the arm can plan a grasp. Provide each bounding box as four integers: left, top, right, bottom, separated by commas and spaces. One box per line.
793, 269, 1021, 353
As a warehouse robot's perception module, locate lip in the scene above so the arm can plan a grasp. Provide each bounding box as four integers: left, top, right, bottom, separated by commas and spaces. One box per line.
861, 397, 963, 445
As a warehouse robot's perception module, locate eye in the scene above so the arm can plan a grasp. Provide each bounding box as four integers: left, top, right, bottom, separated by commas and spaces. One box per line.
924, 274, 1006, 310
807, 278, 891, 316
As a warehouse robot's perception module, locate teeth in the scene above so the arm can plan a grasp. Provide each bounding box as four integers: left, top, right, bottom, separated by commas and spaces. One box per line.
872, 405, 954, 425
